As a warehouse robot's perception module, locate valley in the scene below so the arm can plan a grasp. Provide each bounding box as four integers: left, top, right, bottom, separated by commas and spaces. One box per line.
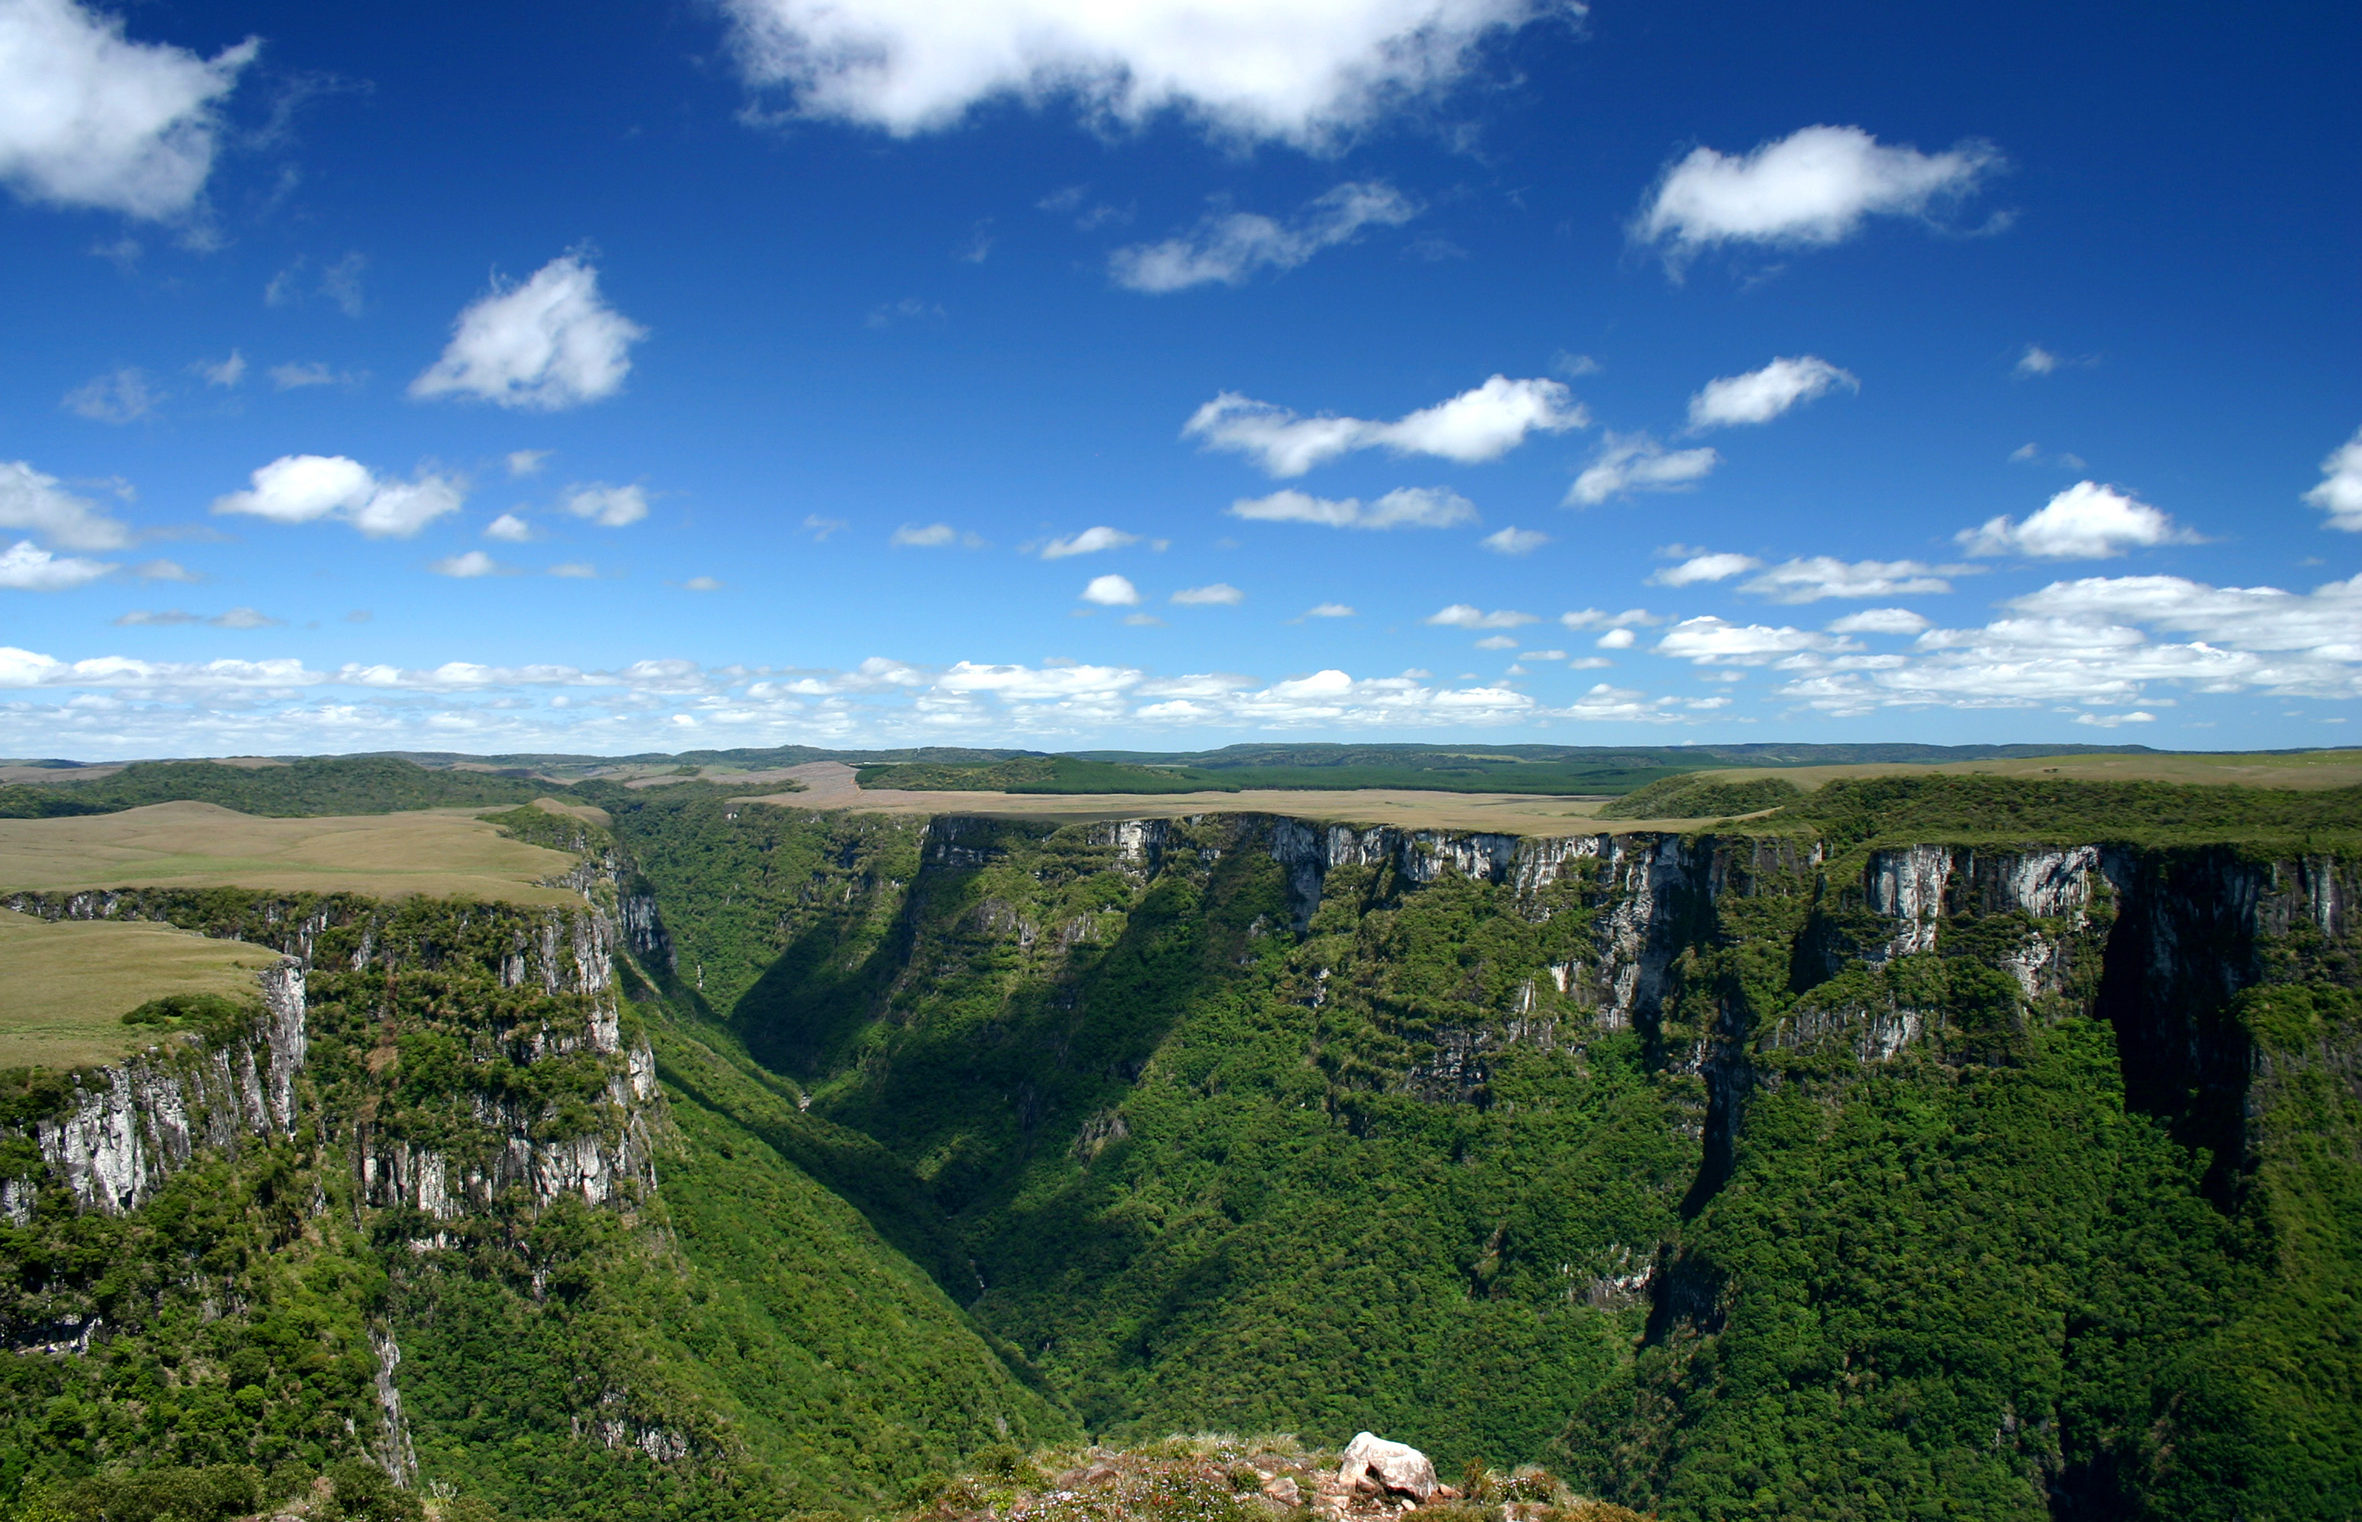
0, 755, 2355, 1522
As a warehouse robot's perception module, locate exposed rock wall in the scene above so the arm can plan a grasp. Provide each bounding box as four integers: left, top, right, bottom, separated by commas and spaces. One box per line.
18, 961, 306, 1218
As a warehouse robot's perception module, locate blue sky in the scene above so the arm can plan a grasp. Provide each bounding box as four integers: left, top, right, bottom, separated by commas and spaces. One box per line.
2, 0, 2357, 758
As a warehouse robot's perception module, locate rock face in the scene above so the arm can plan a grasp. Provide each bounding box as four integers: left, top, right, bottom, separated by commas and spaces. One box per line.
1335, 1432, 1440, 1502
21, 960, 306, 1217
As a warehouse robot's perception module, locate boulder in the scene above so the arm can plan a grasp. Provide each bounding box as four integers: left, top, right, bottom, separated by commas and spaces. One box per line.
1335, 1433, 1440, 1503
1263, 1476, 1303, 1505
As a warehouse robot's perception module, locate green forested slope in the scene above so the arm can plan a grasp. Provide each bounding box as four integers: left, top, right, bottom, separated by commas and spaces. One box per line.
600, 791, 2361, 1522
0, 879, 1066, 1522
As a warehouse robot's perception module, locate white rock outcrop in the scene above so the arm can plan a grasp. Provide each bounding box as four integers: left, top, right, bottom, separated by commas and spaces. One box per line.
1336, 1432, 1440, 1502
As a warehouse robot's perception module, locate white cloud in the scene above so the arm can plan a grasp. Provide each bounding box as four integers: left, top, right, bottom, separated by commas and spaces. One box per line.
1774, 573, 2362, 714
115, 606, 279, 628
0, 538, 112, 590
2015, 344, 2059, 377
1568, 434, 1718, 505
561, 483, 649, 528
1081, 573, 1140, 606
1739, 556, 1959, 603
1594, 626, 1635, 650
1656, 615, 1852, 666
0, 0, 256, 219
1827, 607, 1930, 635
268, 361, 359, 391
720, 0, 1564, 148
2303, 427, 2362, 531
429, 551, 505, 579
194, 350, 244, 388
1171, 582, 1243, 606
506, 449, 551, 477
549, 562, 596, 579
1042, 524, 1139, 558
1480, 526, 1548, 556
1188, 375, 1584, 477
1110, 181, 1416, 291
0, 460, 132, 549
212, 455, 464, 539
1426, 603, 1534, 629
802, 513, 847, 541
1957, 481, 2199, 559
1229, 485, 1477, 530
2074, 709, 2155, 728
1303, 601, 1355, 618
410, 255, 647, 411
1634, 124, 2001, 258
1474, 634, 1517, 650
1560, 607, 1657, 630
1558, 682, 1683, 723
1650, 551, 1759, 587
682, 576, 723, 592
1687, 355, 1857, 429
484, 513, 534, 543
62, 367, 158, 422
893, 521, 984, 548
133, 558, 195, 582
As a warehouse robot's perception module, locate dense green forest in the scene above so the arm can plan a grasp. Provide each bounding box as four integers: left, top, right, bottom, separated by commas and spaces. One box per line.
2, 760, 2357, 1521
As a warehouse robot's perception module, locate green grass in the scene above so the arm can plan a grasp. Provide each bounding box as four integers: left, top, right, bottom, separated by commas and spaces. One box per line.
0, 909, 283, 1069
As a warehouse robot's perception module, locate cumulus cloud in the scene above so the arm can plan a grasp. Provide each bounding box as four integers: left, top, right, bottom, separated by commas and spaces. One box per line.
1171, 582, 1243, 606
1957, 481, 2199, 559
1649, 551, 1758, 587
0, 0, 257, 219
1634, 124, 2001, 259
62, 367, 158, 422
506, 449, 551, 477
0, 538, 112, 589
2015, 344, 2059, 377
1656, 615, 1853, 666
484, 513, 534, 543
1827, 607, 1931, 635
1111, 181, 1415, 292
0, 460, 133, 549
1426, 603, 1534, 629
1560, 607, 1658, 630
410, 255, 647, 411
1739, 556, 1959, 603
212, 455, 465, 538
1774, 572, 2362, 714
1188, 375, 1584, 477
429, 550, 505, 578
1567, 434, 1718, 505
682, 576, 723, 592
2304, 427, 2362, 531
1041, 525, 1138, 558
1687, 355, 1857, 429
561, 483, 649, 528
1303, 602, 1355, 618
1081, 573, 1140, 606
720, 0, 1564, 147
1594, 627, 1635, 650
1229, 485, 1477, 530
549, 562, 596, 579
1479, 526, 1548, 555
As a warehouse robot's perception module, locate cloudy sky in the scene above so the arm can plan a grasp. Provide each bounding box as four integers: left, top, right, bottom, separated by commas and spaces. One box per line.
2, 0, 2357, 757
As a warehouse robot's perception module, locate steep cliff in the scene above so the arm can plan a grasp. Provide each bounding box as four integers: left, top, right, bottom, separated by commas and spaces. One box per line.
0, 870, 1068, 1520
601, 789, 2360, 1522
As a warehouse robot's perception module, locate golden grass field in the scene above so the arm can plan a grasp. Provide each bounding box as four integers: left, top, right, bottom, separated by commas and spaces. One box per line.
0, 908, 286, 1070
1704, 748, 2362, 792
0, 801, 586, 906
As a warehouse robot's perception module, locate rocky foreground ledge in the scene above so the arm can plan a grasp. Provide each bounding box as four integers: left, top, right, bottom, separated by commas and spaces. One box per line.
899, 1435, 1649, 1522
